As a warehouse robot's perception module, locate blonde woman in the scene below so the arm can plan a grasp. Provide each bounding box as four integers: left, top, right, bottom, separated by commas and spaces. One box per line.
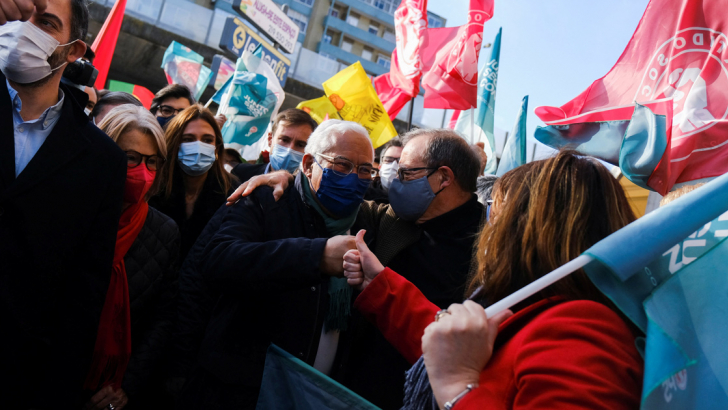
84, 105, 181, 410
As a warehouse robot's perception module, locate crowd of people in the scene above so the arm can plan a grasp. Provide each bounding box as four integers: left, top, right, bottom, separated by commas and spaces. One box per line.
1, 1, 652, 409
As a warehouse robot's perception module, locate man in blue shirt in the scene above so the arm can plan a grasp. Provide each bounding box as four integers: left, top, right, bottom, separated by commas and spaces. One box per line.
0, 0, 127, 408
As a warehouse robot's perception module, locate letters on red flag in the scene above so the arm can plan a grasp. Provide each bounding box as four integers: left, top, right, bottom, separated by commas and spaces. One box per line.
420, 0, 493, 110
536, 0, 728, 189
374, 0, 428, 120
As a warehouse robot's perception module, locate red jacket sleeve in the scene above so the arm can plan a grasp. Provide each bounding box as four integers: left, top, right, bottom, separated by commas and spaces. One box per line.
353, 267, 440, 364
457, 300, 643, 410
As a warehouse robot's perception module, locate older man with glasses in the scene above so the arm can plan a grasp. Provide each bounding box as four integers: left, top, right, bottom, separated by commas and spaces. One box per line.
226, 127, 485, 408
179, 120, 374, 409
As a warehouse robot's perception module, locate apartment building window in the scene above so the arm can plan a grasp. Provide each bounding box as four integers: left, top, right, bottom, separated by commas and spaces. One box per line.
323, 34, 332, 44
286, 9, 309, 33
362, 48, 373, 61
368, 23, 379, 35
346, 13, 360, 27
377, 56, 391, 69
293, 0, 314, 7
342, 39, 354, 53
373, 0, 399, 14
428, 15, 444, 28
383, 29, 395, 42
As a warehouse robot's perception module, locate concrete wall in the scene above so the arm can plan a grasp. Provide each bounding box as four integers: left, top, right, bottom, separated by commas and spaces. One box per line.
303, 0, 331, 50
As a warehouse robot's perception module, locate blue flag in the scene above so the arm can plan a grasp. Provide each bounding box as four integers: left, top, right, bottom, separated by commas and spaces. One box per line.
256, 345, 379, 410
454, 28, 501, 173
161, 41, 212, 102
208, 76, 232, 106
218, 48, 285, 146
496, 96, 528, 177
581, 171, 728, 408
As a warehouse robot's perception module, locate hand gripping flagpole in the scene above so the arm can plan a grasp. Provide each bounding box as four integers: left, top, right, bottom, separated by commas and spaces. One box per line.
483, 255, 594, 317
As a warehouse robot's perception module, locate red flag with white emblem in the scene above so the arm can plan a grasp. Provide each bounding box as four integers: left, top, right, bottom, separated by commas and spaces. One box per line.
420, 0, 494, 110
536, 0, 728, 190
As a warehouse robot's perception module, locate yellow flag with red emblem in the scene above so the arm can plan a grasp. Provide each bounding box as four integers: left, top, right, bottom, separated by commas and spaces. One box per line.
322, 62, 397, 148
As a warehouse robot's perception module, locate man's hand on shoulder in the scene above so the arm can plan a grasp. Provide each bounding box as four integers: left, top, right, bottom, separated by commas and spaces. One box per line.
227, 170, 294, 206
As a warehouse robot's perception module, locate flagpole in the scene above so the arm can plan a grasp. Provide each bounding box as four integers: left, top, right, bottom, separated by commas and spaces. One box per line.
484, 255, 594, 317
531, 144, 537, 162
470, 108, 475, 144
407, 98, 415, 131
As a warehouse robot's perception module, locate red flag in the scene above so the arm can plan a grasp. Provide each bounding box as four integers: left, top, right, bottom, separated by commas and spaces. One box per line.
374, 0, 429, 120
420, 0, 493, 110
91, 0, 127, 89
536, 0, 728, 189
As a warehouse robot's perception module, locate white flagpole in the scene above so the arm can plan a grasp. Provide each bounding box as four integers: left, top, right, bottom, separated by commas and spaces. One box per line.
484, 255, 594, 317
470, 108, 475, 144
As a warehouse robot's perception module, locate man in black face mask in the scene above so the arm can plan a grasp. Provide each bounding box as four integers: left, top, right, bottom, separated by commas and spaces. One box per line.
0, 0, 127, 408
226, 128, 484, 408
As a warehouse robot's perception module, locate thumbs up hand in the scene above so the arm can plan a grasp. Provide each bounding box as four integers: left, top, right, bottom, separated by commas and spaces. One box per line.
343, 230, 384, 291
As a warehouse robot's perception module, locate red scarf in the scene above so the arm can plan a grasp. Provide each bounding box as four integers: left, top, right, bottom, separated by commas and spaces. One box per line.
84, 201, 149, 390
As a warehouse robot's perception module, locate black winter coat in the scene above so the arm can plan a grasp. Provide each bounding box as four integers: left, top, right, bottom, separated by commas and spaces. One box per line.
149, 167, 239, 264
197, 173, 334, 389
0, 75, 126, 409
231, 162, 267, 183
122, 207, 180, 405
170, 203, 228, 381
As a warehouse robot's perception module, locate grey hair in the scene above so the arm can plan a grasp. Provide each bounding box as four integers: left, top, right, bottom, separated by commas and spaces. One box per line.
401, 128, 481, 192
304, 119, 373, 158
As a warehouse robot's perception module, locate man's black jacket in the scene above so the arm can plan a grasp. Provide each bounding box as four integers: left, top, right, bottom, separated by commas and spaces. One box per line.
197, 173, 333, 388
0, 74, 126, 408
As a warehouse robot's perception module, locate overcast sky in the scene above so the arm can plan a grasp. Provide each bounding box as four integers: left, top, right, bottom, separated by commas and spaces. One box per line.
427, 0, 651, 159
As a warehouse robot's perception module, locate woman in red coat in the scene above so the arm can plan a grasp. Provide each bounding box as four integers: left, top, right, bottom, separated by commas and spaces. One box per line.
343, 151, 644, 409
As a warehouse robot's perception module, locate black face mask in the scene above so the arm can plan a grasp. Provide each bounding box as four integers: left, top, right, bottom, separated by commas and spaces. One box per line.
156, 115, 173, 129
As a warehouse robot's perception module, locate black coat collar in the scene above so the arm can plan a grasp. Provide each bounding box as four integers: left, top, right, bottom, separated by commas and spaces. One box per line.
0, 73, 92, 196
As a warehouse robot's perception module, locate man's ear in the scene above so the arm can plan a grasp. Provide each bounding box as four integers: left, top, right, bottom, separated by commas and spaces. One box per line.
67, 41, 87, 63
267, 132, 274, 148
439, 166, 455, 189
302, 153, 314, 178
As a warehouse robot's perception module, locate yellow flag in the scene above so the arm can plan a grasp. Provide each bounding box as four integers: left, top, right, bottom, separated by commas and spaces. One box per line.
296, 96, 340, 124
322, 62, 397, 148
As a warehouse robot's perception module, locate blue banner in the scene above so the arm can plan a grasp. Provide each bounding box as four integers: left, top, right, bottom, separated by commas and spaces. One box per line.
256, 345, 379, 410
581, 171, 728, 409
454, 28, 502, 174
496, 96, 528, 177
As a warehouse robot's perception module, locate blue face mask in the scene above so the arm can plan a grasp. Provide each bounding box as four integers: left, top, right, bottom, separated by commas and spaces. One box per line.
313, 158, 371, 218
157, 115, 173, 129
270, 144, 304, 174
389, 171, 444, 221
178, 141, 216, 176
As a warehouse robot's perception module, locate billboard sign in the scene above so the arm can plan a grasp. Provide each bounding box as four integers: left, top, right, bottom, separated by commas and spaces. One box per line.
220, 17, 292, 86
232, 0, 299, 54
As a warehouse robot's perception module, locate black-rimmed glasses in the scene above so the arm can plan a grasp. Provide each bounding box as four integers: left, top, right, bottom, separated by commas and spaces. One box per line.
157, 105, 186, 118
317, 153, 373, 179
125, 150, 165, 171
397, 166, 439, 181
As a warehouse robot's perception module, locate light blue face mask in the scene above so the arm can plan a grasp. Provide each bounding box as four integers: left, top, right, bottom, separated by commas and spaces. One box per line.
177, 141, 216, 176
270, 144, 304, 174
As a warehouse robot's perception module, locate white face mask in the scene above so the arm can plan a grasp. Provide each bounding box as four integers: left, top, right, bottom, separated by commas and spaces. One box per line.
84, 107, 92, 116
379, 160, 399, 191
0, 21, 74, 84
